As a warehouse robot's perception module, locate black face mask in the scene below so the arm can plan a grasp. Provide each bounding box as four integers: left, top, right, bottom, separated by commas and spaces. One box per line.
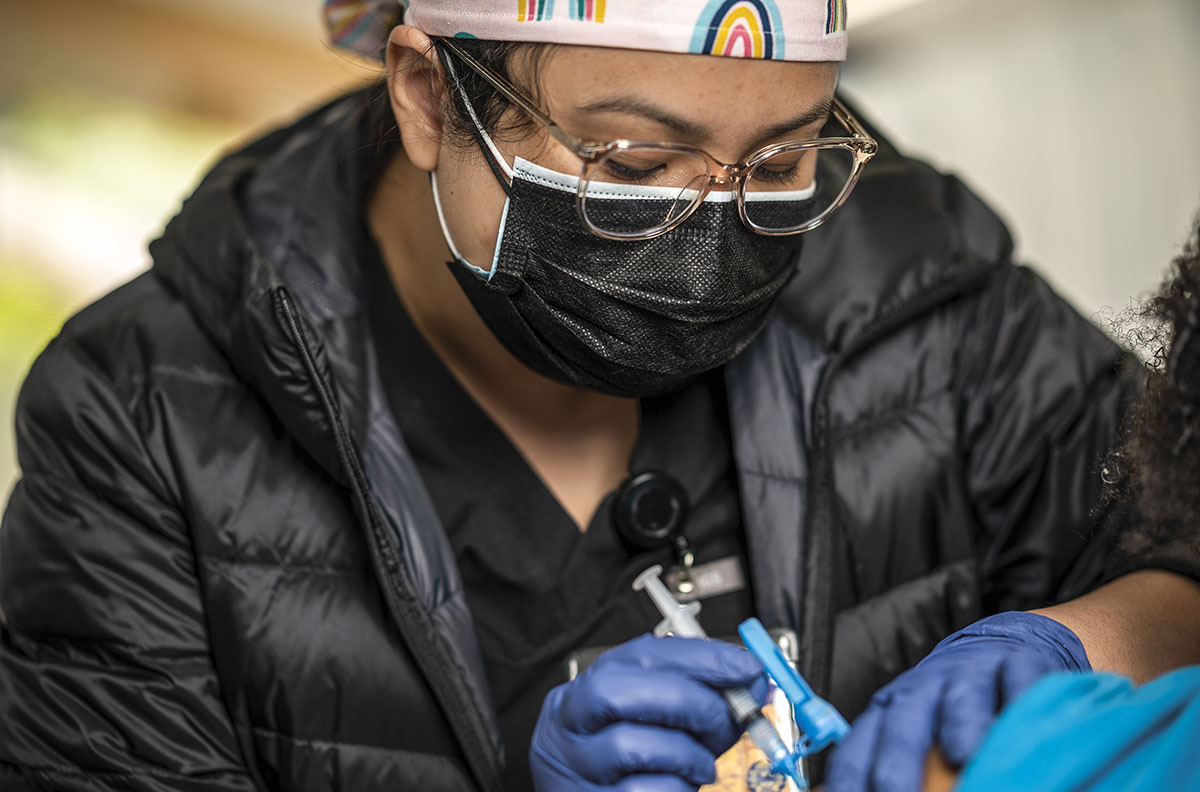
434, 149, 804, 399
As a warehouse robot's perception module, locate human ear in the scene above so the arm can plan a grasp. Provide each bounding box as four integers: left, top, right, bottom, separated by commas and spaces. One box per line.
385, 25, 445, 173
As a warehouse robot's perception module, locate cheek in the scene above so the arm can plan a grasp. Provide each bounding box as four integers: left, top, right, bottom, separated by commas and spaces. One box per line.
437, 152, 509, 272
435, 130, 578, 272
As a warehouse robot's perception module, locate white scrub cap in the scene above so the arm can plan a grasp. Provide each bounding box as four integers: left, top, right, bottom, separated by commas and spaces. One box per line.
325, 0, 847, 62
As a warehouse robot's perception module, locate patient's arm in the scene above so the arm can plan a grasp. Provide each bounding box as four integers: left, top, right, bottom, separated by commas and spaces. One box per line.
915, 569, 1200, 792
922, 750, 957, 792
1033, 568, 1200, 684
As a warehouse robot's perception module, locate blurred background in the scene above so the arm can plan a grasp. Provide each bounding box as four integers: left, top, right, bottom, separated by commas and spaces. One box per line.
2, 0, 1198, 496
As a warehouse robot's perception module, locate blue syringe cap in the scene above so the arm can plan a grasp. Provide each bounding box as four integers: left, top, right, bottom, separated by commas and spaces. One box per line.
738, 618, 850, 759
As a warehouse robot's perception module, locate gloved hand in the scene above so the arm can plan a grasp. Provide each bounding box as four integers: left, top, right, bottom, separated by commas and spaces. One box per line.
529, 633, 767, 792
825, 611, 1090, 792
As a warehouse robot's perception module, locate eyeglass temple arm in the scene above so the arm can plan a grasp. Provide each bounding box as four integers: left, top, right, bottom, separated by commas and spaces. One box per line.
436, 37, 595, 158
830, 98, 879, 154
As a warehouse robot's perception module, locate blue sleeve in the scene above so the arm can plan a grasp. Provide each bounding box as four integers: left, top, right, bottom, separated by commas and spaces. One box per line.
957, 667, 1200, 791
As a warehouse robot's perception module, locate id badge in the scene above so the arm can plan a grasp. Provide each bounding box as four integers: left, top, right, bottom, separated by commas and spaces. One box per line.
565, 628, 805, 792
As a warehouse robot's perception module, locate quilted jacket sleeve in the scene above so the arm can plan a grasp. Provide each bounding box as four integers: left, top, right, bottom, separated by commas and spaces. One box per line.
959, 264, 1138, 613
0, 336, 258, 791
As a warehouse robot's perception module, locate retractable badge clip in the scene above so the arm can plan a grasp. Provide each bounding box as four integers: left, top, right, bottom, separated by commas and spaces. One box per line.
614, 471, 697, 592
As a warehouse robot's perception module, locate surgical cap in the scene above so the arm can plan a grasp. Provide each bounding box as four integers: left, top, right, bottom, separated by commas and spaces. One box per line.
324, 0, 847, 63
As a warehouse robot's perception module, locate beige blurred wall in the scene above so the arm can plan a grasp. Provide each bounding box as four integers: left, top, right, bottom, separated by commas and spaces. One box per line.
840, 0, 1200, 323
0, 0, 376, 497
0, 0, 374, 128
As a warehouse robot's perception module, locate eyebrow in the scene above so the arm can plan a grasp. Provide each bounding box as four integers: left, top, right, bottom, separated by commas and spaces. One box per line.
760, 96, 835, 141
574, 95, 835, 146
576, 97, 709, 139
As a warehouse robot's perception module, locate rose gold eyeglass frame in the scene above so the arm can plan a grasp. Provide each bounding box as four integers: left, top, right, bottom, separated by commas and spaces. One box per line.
437, 36, 878, 241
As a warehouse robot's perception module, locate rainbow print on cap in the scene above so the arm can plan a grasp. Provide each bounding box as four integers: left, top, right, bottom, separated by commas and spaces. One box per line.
568, 0, 605, 22
518, 0, 605, 23
690, 0, 785, 60
517, 0, 554, 21
826, 0, 846, 34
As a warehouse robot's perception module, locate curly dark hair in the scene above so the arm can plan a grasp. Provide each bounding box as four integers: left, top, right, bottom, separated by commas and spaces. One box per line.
1108, 215, 1200, 560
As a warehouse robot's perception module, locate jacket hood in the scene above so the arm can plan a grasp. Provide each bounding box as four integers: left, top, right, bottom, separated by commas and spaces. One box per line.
778, 101, 1013, 353
151, 95, 379, 482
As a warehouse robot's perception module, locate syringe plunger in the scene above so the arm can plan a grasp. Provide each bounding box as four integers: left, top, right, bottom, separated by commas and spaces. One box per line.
632, 564, 706, 639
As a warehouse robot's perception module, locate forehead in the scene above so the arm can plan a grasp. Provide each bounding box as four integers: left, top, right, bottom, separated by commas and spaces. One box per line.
535, 45, 838, 124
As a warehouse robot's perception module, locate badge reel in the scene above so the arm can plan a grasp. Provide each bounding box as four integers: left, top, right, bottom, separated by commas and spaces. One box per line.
612, 470, 696, 595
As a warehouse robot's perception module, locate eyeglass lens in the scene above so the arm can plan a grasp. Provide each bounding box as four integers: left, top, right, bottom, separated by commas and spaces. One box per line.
579, 112, 859, 238
578, 148, 711, 239
742, 145, 855, 233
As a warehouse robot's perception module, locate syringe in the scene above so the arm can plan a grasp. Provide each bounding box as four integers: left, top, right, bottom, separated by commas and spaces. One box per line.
632, 565, 807, 790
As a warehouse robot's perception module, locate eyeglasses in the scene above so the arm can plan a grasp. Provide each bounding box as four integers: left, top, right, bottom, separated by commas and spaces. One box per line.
437, 37, 878, 242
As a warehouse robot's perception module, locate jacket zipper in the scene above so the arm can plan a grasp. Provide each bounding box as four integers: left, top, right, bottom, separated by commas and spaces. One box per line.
799, 259, 1004, 698
274, 288, 504, 792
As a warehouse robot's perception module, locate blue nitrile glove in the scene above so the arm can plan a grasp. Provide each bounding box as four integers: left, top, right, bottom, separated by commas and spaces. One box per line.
825, 611, 1090, 792
529, 634, 768, 792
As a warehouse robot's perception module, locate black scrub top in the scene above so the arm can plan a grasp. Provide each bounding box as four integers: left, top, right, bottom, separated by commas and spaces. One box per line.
361, 239, 755, 791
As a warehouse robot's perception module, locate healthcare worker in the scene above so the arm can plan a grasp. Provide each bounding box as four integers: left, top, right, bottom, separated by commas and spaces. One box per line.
1, 2, 1195, 791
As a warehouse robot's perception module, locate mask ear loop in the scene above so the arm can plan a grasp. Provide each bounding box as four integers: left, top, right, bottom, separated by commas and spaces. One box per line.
430, 170, 477, 272
435, 40, 513, 196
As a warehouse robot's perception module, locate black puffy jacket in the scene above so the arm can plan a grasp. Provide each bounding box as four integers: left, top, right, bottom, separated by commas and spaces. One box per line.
0, 91, 1132, 791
